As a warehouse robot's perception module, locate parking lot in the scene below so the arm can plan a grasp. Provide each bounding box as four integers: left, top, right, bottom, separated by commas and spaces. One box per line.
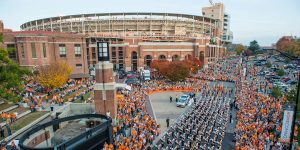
250, 54, 299, 94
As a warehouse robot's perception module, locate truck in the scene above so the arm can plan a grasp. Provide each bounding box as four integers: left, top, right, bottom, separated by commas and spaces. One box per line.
142, 70, 151, 81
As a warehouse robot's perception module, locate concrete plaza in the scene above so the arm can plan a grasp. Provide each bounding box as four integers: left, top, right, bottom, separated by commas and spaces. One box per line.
149, 92, 189, 134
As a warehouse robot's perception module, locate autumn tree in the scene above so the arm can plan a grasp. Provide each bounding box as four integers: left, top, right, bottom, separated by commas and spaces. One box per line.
34, 62, 72, 90
276, 36, 300, 57
235, 44, 245, 55
150, 57, 201, 81
164, 62, 190, 82
184, 57, 203, 74
276, 36, 293, 51
0, 33, 31, 102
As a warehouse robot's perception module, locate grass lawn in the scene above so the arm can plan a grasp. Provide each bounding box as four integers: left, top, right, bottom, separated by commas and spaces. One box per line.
10, 111, 48, 132
0, 103, 14, 111
74, 91, 92, 103
7, 107, 29, 114
63, 88, 88, 102
0, 111, 48, 140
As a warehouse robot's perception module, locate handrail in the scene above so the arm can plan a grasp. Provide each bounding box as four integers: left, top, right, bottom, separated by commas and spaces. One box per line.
19, 114, 111, 150
55, 122, 109, 149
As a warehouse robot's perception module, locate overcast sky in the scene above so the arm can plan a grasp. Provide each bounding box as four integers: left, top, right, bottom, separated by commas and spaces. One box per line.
0, 0, 299, 46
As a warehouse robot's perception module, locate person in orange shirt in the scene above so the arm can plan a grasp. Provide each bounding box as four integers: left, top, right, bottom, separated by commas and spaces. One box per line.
1, 112, 6, 122
108, 144, 113, 150
6, 113, 11, 124
11, 112, 16, 123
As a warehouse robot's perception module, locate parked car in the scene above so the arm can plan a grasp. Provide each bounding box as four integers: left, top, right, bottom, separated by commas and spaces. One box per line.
254, 62, 262, 66
127, 71, 138, 78
288, 64, 297, 69
286, 80, 297, 85
273, 81, 287, 87
176, 95, 190, 107
281, 77, 291, 83
125, 78, 140, 85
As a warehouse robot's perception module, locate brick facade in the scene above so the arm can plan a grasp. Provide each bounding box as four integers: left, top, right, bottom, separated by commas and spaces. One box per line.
3, 31, 88, 77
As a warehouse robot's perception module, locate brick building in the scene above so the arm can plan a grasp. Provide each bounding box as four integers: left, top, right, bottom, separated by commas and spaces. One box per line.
3, 6, 232, 76
3, 31, 88, 77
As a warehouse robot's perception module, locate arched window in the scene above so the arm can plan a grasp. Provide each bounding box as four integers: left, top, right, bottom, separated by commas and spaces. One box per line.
172, 55, 179, 61
131, 51, 138, 71
158, 55, 166, 61
144, 55, 152, 66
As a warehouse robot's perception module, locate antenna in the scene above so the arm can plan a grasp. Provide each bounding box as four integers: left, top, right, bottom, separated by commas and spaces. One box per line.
209, 0, 214, 5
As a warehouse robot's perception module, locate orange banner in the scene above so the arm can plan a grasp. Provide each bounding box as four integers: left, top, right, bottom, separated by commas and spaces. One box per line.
147, 88, 193, 95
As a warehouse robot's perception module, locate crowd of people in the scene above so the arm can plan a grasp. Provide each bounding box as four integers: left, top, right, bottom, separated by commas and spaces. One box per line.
105, 68, 237, 150
107, 84, 160, 150
234, 62, 286, 149
0, 56, 288, 149
0, 77, 94, 143
154, 94, 230, 150
196, 58, 288, 149
21, 78, 95, 110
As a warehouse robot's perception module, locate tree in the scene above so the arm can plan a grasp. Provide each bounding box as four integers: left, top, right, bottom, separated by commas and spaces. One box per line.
276, 36, 300, 57
286, 41, 300, 57
248, 40, 260, 54
150, 60, 192, 82
0, 33, 31, 102
235, 44, 245, 55
286, 87, 297, 103
34, 62, 72, 90
164, 62, 190, 82
244, 50, 253, 56
277, 69, 285, 76
270, 86, 282, 99
184, 57, 203, 74
266, 61, 272, 68
276, 36, 294, 51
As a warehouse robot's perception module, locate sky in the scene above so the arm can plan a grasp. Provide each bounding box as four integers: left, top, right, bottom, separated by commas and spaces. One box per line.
0, 0, 299, 46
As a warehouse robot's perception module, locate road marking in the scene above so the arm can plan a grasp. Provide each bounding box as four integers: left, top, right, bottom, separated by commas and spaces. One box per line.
148, 95, 157, 121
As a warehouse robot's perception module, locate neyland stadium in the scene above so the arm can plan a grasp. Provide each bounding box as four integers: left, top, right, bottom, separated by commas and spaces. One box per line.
2, 3, 232, 76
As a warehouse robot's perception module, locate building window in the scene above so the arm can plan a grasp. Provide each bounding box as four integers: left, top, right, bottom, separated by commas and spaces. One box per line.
74, 44, 81, 57
20, 43, 25, 58
31, 43, 36, 58
42, 43, 47, 58
59, 44, 66, 57
76, 64, 82, 68
98, 42, 108, 60
112, 47, 116, 59
92, 47, 96, 59
87, 48, 90, 60
119, 60, 124, 69
7, 44, 16, 59
118, 47, 123, 59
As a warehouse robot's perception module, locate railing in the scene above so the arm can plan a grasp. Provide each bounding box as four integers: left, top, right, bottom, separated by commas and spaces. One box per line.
55, 122, 109, 150
19, 114, 112, 150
